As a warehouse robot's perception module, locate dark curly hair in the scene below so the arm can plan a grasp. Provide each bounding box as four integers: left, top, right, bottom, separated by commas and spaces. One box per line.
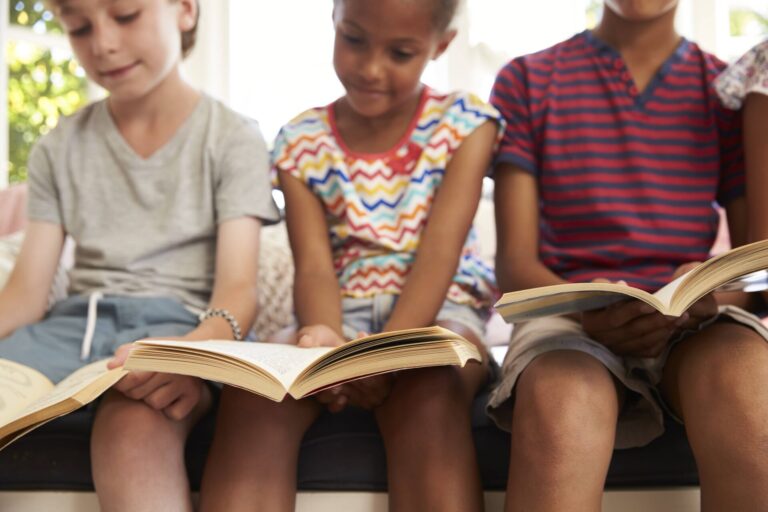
333, 0, 459, 32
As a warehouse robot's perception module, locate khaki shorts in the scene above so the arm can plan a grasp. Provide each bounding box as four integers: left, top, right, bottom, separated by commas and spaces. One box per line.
486, 305, 768, 448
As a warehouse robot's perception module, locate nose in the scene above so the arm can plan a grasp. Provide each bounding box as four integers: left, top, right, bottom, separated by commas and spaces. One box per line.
358, 50, 384, 83
90, 22, 119, 56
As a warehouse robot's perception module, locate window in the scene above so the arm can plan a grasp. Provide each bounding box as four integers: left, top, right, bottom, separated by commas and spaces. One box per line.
2, 0, 88, 186
727, 0, 768, 60
228, 1, 762, 145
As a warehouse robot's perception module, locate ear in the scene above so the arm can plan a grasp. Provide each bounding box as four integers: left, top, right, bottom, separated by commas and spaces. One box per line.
177, 0, 198, 32
431, 29, 457, 60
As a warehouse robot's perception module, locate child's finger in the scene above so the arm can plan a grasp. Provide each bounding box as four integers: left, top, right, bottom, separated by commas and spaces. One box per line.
108, 344, 133, 369
122, 372, 168, 400
164, 393, 197, 421
112, 370, 155, 393
143, 382, 179, 411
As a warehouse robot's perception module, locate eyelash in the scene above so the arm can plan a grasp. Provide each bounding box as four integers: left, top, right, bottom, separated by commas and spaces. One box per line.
115, 11, 140, 24
67, 11, 140, 37
342, 33, 363, 46
392, 50, 414, 61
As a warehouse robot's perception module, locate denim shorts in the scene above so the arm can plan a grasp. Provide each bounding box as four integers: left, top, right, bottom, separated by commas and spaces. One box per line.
294, 294, 490, 341
0, 294, 198, 383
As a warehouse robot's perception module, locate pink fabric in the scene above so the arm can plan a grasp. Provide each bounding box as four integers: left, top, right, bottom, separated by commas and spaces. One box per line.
0, 184, 28, 236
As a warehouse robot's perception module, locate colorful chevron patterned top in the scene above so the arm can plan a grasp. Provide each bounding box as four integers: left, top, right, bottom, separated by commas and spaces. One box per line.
273, 87, 502, 308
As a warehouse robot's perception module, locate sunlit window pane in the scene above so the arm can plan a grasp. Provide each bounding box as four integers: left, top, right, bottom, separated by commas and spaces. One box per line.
9, 0, 62, 35
6, 41, 87, 183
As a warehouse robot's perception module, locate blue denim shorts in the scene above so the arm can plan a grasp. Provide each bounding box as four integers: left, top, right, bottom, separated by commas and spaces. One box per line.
338, 294, 489, 340
0, 294, 198, 383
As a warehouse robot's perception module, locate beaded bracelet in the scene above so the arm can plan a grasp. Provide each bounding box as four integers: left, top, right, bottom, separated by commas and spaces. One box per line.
198, 308, 243, 341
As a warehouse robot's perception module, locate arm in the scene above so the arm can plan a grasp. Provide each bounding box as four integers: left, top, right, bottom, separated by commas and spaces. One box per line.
735, 91, 768, 311
381, 121, 497, 332
279, 170, 345, 340
110, 216, 263, 420
183, 216, 263, 340
0, 221, 65, 338
493, 163, 564, 293
744, 93, 768, 243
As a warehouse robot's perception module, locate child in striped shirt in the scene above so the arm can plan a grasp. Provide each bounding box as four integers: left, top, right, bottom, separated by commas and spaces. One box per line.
488, 1, 768, 510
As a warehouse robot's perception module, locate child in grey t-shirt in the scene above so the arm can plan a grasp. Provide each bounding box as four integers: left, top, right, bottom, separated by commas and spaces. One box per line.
0, 0, 279, 509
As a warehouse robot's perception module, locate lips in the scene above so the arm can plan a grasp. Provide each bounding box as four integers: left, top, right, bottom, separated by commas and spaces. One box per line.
351, 85, 387, 97
98, 61, 139, 79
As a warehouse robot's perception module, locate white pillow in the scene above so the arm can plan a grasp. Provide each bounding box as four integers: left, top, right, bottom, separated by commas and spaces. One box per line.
0, 231, 69, 308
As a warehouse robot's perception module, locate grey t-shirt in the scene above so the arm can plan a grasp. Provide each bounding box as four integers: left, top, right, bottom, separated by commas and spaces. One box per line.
27, 94, 280, 310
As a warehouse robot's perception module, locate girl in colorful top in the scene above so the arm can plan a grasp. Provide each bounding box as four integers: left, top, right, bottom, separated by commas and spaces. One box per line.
0, 0, 279, 510
716, 40, 768, 244
198, 0, 501, 510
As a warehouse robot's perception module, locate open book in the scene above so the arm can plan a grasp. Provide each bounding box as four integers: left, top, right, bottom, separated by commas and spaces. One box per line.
495, 239, 768, 323
124, 326, 481, 401
0, 359, 126, 450
0, 326, 477, 450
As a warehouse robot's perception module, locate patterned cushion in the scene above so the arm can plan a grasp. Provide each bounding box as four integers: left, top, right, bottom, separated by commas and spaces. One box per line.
251, 223, 295, 340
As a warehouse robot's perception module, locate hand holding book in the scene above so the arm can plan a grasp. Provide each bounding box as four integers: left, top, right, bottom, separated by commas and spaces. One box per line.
494, 240, 768, 323
0, 326, 480, 451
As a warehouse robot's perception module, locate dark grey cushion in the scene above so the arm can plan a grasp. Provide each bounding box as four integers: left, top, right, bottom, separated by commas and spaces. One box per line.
0, 391, 696, 491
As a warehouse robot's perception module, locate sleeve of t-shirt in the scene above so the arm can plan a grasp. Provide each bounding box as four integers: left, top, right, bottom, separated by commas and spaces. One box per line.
489, 58, 538, 175
714, 93, 746, 206
214, 118, 281, 225
445, 91, 505, 155
271, 123, 301, 183
26, 139, 63, 226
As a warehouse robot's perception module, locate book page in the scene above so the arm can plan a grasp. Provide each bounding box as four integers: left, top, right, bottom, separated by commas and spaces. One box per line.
130, 340, 332, 389
12, 359, 125, 420
0, 359, 53, 425
494, 283, 661, 322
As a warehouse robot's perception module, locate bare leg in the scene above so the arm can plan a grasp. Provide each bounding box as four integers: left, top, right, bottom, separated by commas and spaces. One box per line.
660, 321, 768, 512
506, 350, 620, 512
91, 386, 211, 512
199, 386, 321, 512
374, 320, 488, 512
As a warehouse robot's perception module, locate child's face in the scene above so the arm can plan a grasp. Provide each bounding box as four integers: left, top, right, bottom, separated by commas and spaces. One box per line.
603, 0, 678, 21
332, 0, 455, 119
54, 0, 196, 102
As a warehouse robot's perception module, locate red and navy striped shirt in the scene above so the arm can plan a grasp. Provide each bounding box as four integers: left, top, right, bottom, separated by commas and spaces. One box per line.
491, 31, 744, 292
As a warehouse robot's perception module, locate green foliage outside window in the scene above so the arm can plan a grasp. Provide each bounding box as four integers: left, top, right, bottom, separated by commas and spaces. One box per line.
9, 0, 62, 33
730, 8, 768, 37
586, 0, 602, 29
6, 1, 87, 184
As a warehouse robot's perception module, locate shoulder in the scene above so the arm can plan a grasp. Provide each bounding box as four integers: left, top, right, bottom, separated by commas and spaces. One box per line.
426, 88, 502, 126
32, 100, 105, 155
276, 106, 331, 142
494, 32, 592, 95
679, 40, 728, 78
272, 106, 333, 159
202, 94, 267, 144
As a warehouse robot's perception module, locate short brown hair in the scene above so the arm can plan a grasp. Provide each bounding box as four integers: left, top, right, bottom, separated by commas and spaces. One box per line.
47, 0, 199, 57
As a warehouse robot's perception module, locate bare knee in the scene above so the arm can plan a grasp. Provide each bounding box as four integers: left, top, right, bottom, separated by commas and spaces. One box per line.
664, 324, 768, 414
217, 385, 318, 443
377, 366, 468, 435
92, 391, 186, 461
513, 351, 619, 459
